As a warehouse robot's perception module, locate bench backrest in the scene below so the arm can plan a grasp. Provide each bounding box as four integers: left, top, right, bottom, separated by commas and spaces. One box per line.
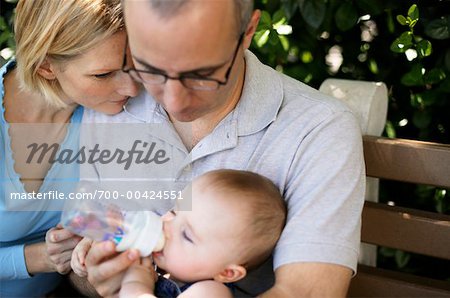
320, 79, 450, 297
349, 135, 450, 297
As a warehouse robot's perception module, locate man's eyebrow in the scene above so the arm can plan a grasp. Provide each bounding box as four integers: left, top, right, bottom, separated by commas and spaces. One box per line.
132, 55, 227, 75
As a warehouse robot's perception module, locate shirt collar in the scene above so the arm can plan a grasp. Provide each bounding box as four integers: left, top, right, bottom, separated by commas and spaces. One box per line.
125, 51, 284, 136
234, 50, 283, 136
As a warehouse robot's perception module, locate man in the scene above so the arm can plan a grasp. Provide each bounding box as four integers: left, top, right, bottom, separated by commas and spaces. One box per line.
82, 0, 365, 297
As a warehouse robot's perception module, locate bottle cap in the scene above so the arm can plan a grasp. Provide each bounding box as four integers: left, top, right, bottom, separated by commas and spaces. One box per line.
116, 211, 165, 256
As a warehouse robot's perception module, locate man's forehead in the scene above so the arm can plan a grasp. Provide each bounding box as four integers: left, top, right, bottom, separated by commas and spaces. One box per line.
125, 0, 235, 25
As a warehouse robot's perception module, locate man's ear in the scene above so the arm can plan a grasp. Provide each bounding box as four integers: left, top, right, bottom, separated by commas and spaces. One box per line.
36, 58, 57, 80
243, 10, 261, 49
213, 264, 247, 283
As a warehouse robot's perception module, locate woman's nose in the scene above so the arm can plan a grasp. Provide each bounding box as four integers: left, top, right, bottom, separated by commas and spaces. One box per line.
117, 72, 141, 97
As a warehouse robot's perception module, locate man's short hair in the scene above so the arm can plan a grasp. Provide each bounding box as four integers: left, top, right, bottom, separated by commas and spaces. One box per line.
147, 0, 254, 35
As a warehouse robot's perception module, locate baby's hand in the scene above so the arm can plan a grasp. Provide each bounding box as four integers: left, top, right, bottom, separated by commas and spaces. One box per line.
120, 257, 157, 298
71, 237, 93, 277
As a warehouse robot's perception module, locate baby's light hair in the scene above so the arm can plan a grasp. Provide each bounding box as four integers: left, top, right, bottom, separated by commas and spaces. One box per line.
202, 169, 286, 271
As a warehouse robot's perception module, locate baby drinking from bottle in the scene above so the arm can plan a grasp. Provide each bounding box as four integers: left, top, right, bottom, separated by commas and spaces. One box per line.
69, 169, 286, 297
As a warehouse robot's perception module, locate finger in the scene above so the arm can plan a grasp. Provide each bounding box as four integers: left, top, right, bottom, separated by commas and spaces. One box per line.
71, 252, 87, 277
88, 249, 139, 285
47, 237, 82, 255
73, 262, 88, 277
85, 241, 117, 267
56, 259, 74, 275
47, 227, 80, 243
50, 250, 73, 268
141, 257, 153, 268
77, 239, 93, 264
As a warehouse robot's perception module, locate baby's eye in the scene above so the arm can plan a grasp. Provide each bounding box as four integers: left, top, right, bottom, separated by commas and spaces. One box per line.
94, 72, 113, 79
182, 230, 193, 243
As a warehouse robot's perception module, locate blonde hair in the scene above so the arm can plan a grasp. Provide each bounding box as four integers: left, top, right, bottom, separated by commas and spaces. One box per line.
203, 169, 286, 271
14, 0, 124, 109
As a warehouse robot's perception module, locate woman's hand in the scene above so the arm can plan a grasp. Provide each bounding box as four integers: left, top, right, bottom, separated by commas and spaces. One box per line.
24, 225, 81, 275
71, 237, 94, 277
45, 224, 82, 274
85, 241, 139, 297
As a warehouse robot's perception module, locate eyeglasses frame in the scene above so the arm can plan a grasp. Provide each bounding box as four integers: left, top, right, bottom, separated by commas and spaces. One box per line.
121, 33, 245, 90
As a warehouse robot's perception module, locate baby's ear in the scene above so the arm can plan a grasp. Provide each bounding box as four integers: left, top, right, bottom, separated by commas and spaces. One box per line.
213, 264, 247, 283
37, 58, 57, 80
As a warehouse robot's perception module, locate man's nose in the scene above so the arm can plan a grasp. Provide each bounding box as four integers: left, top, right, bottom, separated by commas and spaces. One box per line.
162, 79, 189, 108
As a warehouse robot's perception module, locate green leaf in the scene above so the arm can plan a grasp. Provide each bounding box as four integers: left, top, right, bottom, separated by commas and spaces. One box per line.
424, 17, 450, 40
298, 0, 326, 29
258, 11, 272, 31
335, 2, 359, 31
368, 59, 379, 74
356, 0, 384, 16
408, 4, 419, 22
272, 10, 286, 26
410, 93, 424, 108
395, 250, 411, 268
269, 30, 279, 45
412, 110, 432, 129
401, 64, 424, 86
279, 35, 290, 51
254, 29, 271, 48
416, 39, 432, 57
379, 247, 396, 257
0, 32, 11, 45
396, 15, 408, 26
0, 16, 7, 30
445, 49, 450, 72
385, 121, 397, 138
423, 68, 446, 85
281, 0, 299, 20
390, 32, 413, 53
387, 10, 395, 33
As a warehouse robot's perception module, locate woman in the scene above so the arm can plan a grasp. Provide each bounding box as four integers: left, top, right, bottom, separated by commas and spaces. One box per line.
0, 0, 139, 296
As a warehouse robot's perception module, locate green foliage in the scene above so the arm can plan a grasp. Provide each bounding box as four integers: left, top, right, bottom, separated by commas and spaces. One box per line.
1, 0, 449, 282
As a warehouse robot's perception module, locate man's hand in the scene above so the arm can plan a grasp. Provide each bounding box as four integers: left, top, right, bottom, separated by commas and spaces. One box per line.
120, 257, 157, 298
45, 224, 82, 274
71, 237, 94, 277
259, 263, 352, 298
85, 241, 139, 297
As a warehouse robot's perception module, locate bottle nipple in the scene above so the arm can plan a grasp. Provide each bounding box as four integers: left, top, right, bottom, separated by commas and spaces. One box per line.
153, 233, 165, 252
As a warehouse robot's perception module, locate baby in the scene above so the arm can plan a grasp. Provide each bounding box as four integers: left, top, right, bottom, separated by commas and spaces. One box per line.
72, 169, 286, 297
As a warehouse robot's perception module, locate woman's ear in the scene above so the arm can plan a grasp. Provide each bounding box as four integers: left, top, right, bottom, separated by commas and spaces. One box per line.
37, 58, 57, 80
213, 264, 247, 283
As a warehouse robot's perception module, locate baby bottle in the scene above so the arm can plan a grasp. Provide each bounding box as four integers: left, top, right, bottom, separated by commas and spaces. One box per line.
60, 183, 165, 257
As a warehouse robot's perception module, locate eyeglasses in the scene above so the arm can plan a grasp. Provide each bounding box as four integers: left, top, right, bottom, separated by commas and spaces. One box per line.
121, 33, 244, 91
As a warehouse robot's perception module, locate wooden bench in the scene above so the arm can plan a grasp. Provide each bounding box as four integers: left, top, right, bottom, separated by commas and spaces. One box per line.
348, 136, 450, 297
320, 79, 450, 297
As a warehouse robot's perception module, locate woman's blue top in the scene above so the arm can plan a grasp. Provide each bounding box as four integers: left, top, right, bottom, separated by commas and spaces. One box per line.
0, 60, 84, 297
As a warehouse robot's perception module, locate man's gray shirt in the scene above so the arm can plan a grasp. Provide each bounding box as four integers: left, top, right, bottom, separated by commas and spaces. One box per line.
83, 51, 365, 295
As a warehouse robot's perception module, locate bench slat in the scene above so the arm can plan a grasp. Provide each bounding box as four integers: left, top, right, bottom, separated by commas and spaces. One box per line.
361, 201, 450, 259
363, 136, 450, 188
348, 265, 450, 297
